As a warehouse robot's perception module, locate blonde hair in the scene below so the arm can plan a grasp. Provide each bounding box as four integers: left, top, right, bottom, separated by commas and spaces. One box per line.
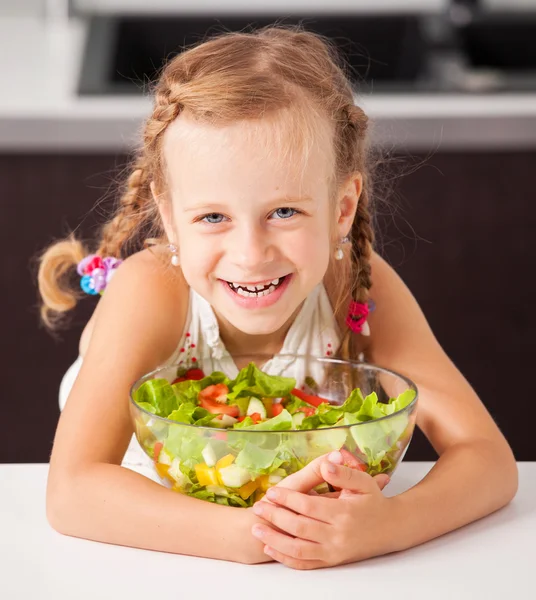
38, 25, 376, 359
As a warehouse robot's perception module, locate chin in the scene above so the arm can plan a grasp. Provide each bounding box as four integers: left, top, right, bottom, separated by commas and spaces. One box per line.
224, 311, 290, 337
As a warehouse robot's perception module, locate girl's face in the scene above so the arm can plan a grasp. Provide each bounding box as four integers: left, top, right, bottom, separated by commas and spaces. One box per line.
160, 112, 337, 337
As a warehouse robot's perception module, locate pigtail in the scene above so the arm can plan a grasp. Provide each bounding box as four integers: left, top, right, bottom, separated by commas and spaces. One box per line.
37, 153, 166, 330
338, 179, 375, 361
37, 235, 88, 329
98, 156, 157, 258
335, 103, 375, 362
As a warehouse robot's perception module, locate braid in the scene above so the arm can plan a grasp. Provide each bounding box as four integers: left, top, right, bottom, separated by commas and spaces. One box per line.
98, 89, 185, 259
98, 157, 151, 258
334, 102, 375, 361
350, 180, 374, 303
338, 182, 375, 361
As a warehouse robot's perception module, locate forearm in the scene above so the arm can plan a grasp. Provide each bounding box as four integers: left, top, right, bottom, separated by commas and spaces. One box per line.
47, 463, 266, 563
390, 438, 518, 552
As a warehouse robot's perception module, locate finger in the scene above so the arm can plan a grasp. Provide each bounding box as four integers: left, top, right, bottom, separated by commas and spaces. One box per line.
264, 486, 334, 524
373, 473, 390, 491
275, 455, 327, 494
253, 499, 330, 542
263, 545, 326, 570
251, 523, 324, 561
320, 461, 377, 494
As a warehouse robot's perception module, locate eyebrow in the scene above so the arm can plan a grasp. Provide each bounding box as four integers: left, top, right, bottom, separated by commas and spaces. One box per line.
182, 196, 314, 213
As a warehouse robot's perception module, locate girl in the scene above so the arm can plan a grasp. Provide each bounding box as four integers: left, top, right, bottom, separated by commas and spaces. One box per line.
38, 26, 517, 570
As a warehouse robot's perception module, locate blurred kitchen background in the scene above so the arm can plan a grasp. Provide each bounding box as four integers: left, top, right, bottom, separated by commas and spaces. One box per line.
2, 0, 535, 463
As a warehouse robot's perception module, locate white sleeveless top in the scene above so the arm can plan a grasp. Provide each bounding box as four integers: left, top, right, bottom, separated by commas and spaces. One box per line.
59, 283, 342, 483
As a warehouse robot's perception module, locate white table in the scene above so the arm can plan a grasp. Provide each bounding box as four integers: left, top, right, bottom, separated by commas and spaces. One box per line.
2, 462, 534, 599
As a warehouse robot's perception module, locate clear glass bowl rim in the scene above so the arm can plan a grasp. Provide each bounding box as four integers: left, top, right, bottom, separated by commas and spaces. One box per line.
129, 354, 419, 434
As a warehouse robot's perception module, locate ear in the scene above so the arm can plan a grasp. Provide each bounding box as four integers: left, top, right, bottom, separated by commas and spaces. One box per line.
150, 180, 176, 244
335, 172, 362, 239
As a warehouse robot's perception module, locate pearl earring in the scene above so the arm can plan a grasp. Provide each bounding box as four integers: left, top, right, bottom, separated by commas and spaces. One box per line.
168, 243, 179, 266
335, 236, 350, 260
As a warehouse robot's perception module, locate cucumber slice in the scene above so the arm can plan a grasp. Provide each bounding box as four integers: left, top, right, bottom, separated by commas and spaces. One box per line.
247, 397, 267, 419
218, 464, 252, 488
202, 443, 218, 467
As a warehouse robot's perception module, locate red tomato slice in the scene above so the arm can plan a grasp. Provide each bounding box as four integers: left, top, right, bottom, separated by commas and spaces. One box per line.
291, 388, 330, 408
250, 412, 262, 424
153, 442, 163, 462
199, 397, 239, 417
297, 406, 315, 417
272, 403, 284, 417
199, 383, 229, 403
171, 376, 187, 384
340, 448, 367, 471
185, 368, 205, 380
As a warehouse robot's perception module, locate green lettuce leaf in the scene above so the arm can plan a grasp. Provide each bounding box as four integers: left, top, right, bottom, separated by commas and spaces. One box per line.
346, 410, 409, 467
171, 379, 202, 405
235, 442, 279, 471
284, 394, 313, 415
134, 379, 178, 417
228, 363, 295, 399
378, 389, 416, 416
355, 392, 386, 421
136, 401, 157, 414
199, 371, 231, 389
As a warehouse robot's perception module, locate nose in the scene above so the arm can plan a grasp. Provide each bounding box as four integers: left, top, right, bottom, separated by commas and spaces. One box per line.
228, 223, 273, 272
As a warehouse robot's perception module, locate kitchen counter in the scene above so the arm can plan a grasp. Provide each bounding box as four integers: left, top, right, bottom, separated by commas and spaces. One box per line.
2, 462, 534, 599
1, 15, 536, 151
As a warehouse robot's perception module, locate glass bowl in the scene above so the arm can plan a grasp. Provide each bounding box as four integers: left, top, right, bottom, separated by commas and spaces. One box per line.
129, 354, 418, 507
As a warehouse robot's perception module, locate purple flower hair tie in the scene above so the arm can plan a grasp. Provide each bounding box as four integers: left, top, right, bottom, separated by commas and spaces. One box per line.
77, 254, 123, 296
346, 299, 375, 336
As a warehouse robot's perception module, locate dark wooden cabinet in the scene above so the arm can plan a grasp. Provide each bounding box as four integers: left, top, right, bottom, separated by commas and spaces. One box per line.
2, 151, 534, 463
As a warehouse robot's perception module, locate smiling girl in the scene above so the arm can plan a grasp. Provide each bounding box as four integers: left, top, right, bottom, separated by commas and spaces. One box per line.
38, 25, 517, 569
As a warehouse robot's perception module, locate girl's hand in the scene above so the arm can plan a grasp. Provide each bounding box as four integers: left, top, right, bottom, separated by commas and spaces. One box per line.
250, 451, 396, 570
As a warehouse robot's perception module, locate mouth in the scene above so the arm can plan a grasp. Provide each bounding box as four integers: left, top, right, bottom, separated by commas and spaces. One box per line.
223, 275, 289, 298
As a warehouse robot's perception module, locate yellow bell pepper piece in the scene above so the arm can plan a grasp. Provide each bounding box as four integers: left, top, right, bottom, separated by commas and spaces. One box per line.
262, 398, 273, 417
216, 454, 235, 470
254, 488, 265, 503
238, 479, 260, 500
195, 464, 219, 487
257, 474, 271, 492
155, 463, 174, 482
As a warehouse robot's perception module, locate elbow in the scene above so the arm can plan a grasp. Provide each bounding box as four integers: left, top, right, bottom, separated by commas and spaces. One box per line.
46, 472, 75, 535
502, 456, 519, 506
493, 440, 519, 507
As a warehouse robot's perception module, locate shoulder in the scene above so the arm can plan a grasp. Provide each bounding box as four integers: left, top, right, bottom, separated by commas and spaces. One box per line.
82, 246, 189, 367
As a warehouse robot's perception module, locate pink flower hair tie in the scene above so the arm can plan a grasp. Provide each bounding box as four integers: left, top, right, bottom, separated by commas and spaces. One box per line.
346, 299, 375, 336
77, 254, 123, 296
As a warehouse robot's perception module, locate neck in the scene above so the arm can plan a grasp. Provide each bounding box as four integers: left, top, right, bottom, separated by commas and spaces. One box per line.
215, 305, 302, 361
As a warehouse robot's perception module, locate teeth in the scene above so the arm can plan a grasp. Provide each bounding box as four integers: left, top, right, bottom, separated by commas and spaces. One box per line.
229, 279, 283, 297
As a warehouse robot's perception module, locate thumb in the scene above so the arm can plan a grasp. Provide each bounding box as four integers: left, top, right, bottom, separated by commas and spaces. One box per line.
320, 456, 380, 495
373, 473, 391, 491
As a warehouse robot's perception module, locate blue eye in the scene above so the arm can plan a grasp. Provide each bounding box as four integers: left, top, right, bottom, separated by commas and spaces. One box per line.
202, 213, 225, 224
271, 207, 298, 219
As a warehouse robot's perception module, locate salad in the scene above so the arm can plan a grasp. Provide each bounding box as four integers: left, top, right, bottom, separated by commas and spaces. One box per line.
132, 362, 417, 507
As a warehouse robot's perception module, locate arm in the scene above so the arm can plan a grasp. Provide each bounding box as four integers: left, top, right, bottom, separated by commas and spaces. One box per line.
47, 248, 267, 564
367, 252, 518, 552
